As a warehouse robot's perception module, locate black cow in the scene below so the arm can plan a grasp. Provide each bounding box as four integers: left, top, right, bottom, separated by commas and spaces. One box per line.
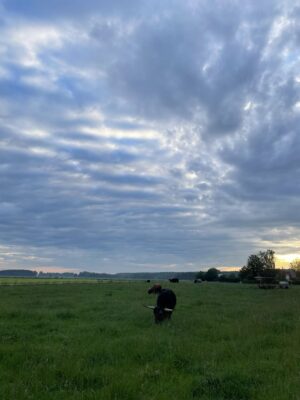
148, 284, 177, 323
169, 278, 179, 283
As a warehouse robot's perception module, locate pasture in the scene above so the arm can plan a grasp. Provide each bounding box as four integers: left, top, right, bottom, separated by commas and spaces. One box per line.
0, 281, 299, 400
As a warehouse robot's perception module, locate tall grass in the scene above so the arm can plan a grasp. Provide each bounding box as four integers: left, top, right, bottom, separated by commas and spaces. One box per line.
0, 281, 299, 399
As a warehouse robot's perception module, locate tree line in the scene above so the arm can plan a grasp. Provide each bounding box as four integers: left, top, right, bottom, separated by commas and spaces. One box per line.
1, 250, 300, 282
196, 250, 300, 283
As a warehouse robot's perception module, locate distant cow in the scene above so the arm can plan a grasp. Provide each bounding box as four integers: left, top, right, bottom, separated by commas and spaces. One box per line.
279, 281, 289, 289
146, 279, 151, 283
148, 284, 177, 323
169, 278, 179, 283
194, 278, 202, 283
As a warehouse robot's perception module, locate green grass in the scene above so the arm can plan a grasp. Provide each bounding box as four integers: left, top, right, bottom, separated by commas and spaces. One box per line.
0, 281, 299, 399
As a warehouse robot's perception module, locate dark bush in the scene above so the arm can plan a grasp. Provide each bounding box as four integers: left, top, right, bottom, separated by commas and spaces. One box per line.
205, 268, 220, 281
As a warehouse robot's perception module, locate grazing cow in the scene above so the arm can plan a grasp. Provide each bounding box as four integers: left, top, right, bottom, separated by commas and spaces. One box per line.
194, 278, 202, 283
146, 279, 151, 283
148, 284, 177, 323
169, 278, 179, 283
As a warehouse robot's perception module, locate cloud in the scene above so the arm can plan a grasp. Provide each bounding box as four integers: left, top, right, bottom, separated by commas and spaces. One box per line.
2, 0, 142, 20
0, 0, 299, 272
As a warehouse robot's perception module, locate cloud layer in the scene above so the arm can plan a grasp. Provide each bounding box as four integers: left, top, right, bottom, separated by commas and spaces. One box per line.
0, 0, 299, 271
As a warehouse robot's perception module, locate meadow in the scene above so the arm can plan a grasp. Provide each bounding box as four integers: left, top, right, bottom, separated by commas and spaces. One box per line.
0, 280, 299, 400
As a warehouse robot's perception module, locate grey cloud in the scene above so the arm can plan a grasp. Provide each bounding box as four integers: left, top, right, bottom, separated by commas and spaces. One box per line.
58, 146, 138, 164
89, 171, 163, 186
100, 1, 275, 134
2, 0, 142, 20
0, 0, 299, 271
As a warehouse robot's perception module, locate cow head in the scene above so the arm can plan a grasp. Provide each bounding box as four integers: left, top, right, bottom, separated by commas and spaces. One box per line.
148, 284, 162, 294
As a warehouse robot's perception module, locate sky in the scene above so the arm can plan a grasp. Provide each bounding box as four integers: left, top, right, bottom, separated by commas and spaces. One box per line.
0, 0, 300, 273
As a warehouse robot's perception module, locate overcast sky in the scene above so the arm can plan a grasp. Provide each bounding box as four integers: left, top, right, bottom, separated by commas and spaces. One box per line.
0, 0, 299, 272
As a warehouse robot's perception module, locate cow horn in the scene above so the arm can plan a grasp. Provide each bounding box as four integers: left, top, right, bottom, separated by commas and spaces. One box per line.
143, 305, 173, 312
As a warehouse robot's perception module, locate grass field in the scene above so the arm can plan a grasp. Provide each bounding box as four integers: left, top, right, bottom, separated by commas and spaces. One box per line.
0, 281, 299, 400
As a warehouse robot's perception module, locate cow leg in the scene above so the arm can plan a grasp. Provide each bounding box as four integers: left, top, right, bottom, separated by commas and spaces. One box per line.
165, 311, 172, 320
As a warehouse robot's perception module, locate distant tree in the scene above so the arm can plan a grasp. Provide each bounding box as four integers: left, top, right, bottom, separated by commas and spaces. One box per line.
290, 259, 300, 271
259, 249, 275, 269
0, 269, 37, 277
240, 249, 276, 281
195, 271, 206, 280
219, 272, 240, 283
240, 255, 264, 280
204, 268, 220, 281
